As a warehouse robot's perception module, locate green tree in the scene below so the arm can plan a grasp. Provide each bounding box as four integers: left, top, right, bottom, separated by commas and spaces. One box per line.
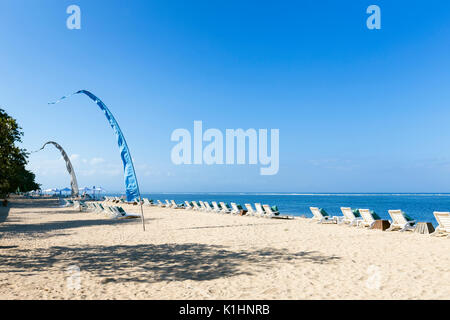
0, 108, 39, 197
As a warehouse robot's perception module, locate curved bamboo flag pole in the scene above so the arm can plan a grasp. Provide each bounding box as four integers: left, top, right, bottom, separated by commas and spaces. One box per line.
34, 141, 79, 197
49, 90, 146, 231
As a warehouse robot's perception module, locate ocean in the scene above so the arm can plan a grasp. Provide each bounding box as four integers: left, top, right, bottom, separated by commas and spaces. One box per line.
104, 193, 450, 226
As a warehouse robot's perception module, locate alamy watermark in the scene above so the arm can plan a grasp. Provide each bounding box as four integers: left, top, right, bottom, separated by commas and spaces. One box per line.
66, 5, 81, 30
65, 5, 380, 31
66, 265, 81, 290
366, 5, 381, 30
365, 265, 382, 290
171, 121, 279, 175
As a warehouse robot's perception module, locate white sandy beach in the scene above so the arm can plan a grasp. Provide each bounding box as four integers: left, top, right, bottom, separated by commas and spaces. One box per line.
0, 197, 448, 300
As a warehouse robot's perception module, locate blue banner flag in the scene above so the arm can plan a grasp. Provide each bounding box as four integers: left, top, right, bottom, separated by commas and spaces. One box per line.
50, 90, 141, 202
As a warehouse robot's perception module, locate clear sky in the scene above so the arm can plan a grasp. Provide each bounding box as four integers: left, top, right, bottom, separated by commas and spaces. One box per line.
1, 1, 450, 193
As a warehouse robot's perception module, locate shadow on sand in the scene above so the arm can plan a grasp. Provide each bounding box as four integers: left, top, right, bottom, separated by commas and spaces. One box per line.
0, 198, 148, 238
0, 243, 341, 283
0, 217, 147, 237
0, 206, 10, 224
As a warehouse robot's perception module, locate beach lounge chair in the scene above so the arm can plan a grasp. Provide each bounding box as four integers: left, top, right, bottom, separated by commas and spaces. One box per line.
96, 203, 107, 213
204, 201, 213, 212
90, 203, 99, 212
104, 206, 116, 216
184, 201, 193, 210
108, 206, 122, 216
262, 205, 279, 217
309, 207, 338, 224
165, 200, 172, 207
62, 199, 72, 207
87, 202, 96, 211
74, 200, 88, 211
192, 201, 201, 211
110, 206, 140, 219
387, 210, 416, 232
431, 212, 450, 237
199, 201, 207, 211
156, 200, 163, 207
230, 202, 241, 215
131, 199, 141, 205
171, 200, 183, 209
244, 203, 257, 216
262, 205, 294, 219
212, 201, 221, 213
254, 203, 266, 217
358, 209, 381, 228
156, 200, 165, 207
143, 198, 152, 206
219, 202, 231, 214
340, 207, 362, 226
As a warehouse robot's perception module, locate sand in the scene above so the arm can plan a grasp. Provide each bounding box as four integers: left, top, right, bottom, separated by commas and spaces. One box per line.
0, 197, 448, 300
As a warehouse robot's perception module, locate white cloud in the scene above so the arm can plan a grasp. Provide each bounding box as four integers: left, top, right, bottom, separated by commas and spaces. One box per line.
70, 154, 80, 161
90, 157, 106, 166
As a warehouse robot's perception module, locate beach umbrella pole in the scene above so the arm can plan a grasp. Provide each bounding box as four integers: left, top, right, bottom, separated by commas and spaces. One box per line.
139, 196, 146, 231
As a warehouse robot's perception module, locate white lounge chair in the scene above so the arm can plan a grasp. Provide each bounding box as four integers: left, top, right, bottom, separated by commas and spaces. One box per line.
245, 204, 257, 216
199, 201, 207, 211
96, 203, 107, 213
254, 203, 266, 217
262, 205, 279, 218
191, 201, 201, 211
358, 209, 380, 228
110, 206, 140, 219
431, 212, 450, 237
230, 202, 241, 215
157, 200, 165, 207
170, 200, 181, 208
262, 205, 294, 219
143, 198, 152, 206
387, 210, 416, 232
219, 202, 231, 214
88, 202, 98, 212
73, 200, 88, 211
184, 201, 193, 210
86, 202, 96, 211
62, 199, 73, 207
309, 207, 338, 224
103, 206, 116, 216
340, 207, 362, 226
212, 201, 221, 213
165, 200, 171, 208
204, 201, 213, 212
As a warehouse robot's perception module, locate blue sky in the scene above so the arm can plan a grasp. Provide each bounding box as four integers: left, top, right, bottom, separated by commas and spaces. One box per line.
1, 1, 450, 193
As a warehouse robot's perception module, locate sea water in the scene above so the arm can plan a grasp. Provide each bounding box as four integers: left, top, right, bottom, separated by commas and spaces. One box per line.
106, 193, 450, 226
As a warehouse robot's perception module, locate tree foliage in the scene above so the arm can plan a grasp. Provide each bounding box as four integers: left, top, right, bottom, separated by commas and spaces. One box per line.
0, 108, 39, 197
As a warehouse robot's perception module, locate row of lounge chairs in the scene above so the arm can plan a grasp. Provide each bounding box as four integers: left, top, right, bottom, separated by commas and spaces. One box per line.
150, 199, 292, 219
310, 207, 450, 237
63, 199, 139, 219
101, 197, 449, 236
103, 196, 127, 204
